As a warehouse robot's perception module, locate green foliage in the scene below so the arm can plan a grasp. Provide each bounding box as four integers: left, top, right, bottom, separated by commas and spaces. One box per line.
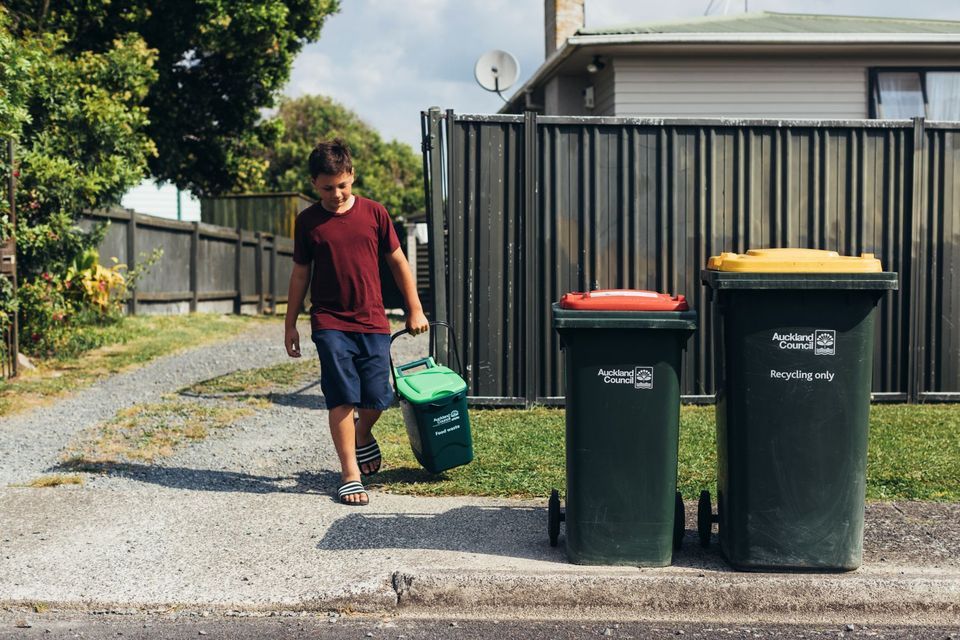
16, 271, 77, 358
17, 31, 157, 221
0, 6, 161, 359
4, 0, 341, 196
262, 95, 425, 217
1, 7, 157, 278
0, 16, 34, 139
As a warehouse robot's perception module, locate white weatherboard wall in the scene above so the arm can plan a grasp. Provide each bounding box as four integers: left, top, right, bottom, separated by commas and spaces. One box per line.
593, 64, 616, 116
608, 55, 960, 120
612, 56, 866, 119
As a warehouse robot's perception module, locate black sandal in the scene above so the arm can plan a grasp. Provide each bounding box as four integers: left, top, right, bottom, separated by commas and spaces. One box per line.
337, 481, 369, 506
355, 439, 382, 475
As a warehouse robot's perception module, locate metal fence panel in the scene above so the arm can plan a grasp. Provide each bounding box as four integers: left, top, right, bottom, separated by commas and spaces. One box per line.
425, 112, 957, 404
920, 125, 960, 400
446, 118, 526, 399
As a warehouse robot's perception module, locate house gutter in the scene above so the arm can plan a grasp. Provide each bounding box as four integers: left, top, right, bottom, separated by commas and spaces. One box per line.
501, 32, 960, 113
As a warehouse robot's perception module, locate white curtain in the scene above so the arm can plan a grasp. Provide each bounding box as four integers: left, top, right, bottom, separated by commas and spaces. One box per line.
925, 72, 960, 121
876, 72, 925, 119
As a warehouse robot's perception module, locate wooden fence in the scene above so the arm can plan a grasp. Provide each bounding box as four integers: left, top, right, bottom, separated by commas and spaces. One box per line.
81, 208, 295, 315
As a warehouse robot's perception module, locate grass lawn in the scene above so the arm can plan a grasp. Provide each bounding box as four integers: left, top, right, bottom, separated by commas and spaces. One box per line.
369, 404, 960, 502
0, 314, 281, 418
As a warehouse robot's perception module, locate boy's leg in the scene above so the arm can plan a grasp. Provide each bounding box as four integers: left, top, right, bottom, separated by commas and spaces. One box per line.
311, 329, 368, 503
354, 333, 394, 474
328, 403, 366, 504
356, 408, 383, 475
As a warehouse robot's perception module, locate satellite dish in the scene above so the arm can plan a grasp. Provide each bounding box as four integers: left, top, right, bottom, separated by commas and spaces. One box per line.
474, 50, 520, 102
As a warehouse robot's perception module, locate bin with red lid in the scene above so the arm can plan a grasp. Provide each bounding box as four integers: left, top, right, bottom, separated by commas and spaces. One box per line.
550, 289, 697, 566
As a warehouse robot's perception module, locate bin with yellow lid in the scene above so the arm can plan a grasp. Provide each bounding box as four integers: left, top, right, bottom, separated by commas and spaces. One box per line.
699, 248, 897, 571
551, 290, 697, 566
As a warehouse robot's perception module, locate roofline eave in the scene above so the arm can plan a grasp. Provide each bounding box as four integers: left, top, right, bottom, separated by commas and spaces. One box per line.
501, 33, 960, 113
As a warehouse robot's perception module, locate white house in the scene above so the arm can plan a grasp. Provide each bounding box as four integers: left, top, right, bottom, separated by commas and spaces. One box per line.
503, 2, 960, 121
120, 179, 201, 221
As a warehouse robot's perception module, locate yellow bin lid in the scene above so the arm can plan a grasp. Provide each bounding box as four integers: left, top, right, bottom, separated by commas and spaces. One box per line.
707, 248, 883, 273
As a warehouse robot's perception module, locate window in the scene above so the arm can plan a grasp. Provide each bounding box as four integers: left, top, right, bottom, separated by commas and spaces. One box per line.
870, 69, 960, 121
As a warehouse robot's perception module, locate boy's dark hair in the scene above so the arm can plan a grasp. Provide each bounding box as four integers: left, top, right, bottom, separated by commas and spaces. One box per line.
309, 139, 353, 178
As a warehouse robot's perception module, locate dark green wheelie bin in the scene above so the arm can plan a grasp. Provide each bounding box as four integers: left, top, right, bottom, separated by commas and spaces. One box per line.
550, 289, 697, 566
699, 249, 898, 571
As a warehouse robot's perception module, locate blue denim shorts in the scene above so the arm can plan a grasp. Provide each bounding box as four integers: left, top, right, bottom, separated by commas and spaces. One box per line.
311, 330, 395, 410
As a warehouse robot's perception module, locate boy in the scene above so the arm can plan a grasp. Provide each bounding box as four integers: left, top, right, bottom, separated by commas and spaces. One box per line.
284, 139, 428, 506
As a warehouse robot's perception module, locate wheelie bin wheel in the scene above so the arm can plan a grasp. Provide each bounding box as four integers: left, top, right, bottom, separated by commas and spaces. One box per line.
698, 490, 713, 548
673, 491, 685, 550
548, 489, 564, 547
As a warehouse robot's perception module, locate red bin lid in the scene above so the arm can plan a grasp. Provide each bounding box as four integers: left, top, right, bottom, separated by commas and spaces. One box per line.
559, 289, 689, 311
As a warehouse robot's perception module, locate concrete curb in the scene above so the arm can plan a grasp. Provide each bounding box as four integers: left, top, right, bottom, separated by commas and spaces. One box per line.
3, 566, 959, 625
391, 567, 960, 624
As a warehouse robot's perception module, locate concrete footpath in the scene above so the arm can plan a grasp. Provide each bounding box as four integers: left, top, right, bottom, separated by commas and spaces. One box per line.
0, 323, 958, 626
2, 488, 958, 625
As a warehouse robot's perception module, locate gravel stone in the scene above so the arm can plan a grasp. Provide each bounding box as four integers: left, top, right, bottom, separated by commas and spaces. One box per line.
0, 318, 429, 490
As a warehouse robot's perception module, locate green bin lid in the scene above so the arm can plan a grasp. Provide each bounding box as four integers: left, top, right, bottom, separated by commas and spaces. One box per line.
395, 366, 467, 404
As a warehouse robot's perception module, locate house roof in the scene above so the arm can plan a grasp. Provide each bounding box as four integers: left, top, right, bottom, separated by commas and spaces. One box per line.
501, 11, 960, 113
580, 12, 960, 36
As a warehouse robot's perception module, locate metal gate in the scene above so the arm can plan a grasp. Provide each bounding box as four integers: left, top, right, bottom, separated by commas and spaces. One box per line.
422, 109, 960, 405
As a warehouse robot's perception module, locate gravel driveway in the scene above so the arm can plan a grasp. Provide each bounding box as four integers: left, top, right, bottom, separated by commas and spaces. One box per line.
0, 317, 429, 490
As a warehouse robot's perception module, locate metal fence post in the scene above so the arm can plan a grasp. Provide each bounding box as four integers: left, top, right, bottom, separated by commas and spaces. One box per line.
423, 107, 449, 364
908, 117, 927, 404
523, 110, 540, 407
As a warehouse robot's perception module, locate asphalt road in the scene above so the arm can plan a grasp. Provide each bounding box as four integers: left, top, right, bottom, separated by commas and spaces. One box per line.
0, 614, 957, 639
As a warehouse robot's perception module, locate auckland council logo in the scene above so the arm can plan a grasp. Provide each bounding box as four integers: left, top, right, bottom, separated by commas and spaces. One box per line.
635, 367, 654, 390
814, 330, 836, 356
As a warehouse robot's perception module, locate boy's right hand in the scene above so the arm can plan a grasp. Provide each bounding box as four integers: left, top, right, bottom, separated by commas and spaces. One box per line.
285, 326, 301, 358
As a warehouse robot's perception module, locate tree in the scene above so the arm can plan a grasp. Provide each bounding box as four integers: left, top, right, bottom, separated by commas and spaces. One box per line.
263, 95, 424, 218
4, 0, 340, 196
1, 8, 157, 276
1, 7, 158, 355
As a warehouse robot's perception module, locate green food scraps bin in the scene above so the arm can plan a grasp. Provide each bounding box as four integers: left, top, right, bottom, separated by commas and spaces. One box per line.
699, 248, 898, 571
551, 290, 697, 566
391, 322, 473, 475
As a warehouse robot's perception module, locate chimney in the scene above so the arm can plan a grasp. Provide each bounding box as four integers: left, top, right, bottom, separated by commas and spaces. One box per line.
545, 0, 584, 57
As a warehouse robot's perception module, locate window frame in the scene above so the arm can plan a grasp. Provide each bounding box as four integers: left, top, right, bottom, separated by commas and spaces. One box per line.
869, 66, 960, 119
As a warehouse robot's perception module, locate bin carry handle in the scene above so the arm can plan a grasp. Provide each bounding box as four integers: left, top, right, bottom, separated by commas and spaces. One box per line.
389, 321, 465, 393
395, 357, 436, 375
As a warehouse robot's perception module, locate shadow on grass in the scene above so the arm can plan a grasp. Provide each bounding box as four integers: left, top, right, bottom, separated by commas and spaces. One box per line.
364, 467, 451, 487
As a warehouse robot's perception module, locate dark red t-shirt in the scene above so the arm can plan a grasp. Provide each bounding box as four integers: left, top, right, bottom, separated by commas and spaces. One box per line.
293, 196, 400, 333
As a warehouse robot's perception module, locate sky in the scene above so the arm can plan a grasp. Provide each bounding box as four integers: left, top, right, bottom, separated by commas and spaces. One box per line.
284, 0, 960, 150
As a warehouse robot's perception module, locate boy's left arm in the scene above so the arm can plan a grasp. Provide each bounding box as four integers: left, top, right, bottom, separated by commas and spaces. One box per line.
385, 246, 429, 335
